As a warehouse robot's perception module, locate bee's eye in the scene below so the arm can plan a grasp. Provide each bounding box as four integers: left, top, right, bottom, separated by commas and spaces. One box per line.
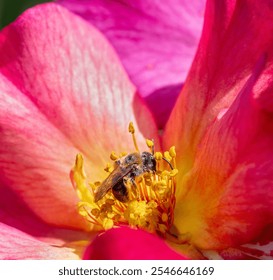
142, 152, 150, 159
125, 154, 136, 164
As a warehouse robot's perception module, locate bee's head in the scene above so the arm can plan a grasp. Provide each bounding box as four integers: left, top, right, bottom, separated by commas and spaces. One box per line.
141, 151, 156, 172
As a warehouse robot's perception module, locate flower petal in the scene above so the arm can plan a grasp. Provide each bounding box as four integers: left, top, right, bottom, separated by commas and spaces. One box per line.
172, 57, 273, 250
219, 224, 273, 259
164, 0, 273, 173
57, 0, 205, 128
0, 74, 89, 229
83, 227, 186, 260
0, 222, 82, 259
0, 4, 158, 229
0, 182, 91, 251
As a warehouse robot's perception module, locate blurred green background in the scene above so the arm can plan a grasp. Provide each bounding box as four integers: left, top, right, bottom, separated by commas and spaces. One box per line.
0, 0, 50, 29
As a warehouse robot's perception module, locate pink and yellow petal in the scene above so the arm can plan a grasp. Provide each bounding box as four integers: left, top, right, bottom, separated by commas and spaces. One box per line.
0, 74, 86, 229
0, 4, 159, 229
164, 0, 273, 174
172, 59, 273, 250
0, 182, 91, 258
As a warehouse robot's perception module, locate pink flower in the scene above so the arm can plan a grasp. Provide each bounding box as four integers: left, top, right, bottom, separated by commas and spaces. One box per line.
0, 3, 183, 260
0, 0, 273, 260
56, 0, 205, 129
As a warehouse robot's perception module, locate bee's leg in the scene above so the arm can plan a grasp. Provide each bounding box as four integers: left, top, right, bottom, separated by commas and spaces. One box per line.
123, 176, 137, 199
113, 159, 121, 168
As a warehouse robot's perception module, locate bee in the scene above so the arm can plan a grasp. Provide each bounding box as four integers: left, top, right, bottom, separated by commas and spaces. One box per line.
94, 151, 157, 203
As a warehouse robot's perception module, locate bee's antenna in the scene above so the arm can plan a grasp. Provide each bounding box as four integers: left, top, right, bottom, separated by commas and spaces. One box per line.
162, 157, 174, 170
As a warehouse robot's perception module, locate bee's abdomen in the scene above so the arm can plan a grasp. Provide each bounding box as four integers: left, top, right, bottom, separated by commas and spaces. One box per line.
112, 182, 128, 202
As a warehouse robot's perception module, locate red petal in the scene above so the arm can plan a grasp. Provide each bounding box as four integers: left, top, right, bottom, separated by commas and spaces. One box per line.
83, 227, 187, 260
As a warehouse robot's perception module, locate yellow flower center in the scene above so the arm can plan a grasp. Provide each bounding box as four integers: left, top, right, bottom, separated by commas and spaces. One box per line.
70, 122, 178, 238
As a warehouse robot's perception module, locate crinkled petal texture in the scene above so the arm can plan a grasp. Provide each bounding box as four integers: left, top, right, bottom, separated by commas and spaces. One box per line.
56, 0, 205, 128
163, 0, 273, 257
83, 227, 186, 260
0, 2, 158, 237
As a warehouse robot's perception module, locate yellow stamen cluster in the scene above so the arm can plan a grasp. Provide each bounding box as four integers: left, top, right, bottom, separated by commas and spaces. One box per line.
70, 123, 178, 237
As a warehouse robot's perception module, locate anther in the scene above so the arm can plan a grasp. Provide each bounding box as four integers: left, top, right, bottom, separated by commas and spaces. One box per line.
128, 122, 135, 133
163, 151, 172, 162
110, 152, 119, 161
146, 139, 154, 154
170, 169, 178, 177
154, 152, 163, 160
91, 208, 100, 218
169, 146, 176, 158
104, 163, 114, 173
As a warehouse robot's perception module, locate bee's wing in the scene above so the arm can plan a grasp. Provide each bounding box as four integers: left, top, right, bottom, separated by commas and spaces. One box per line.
94, 165, 135, 202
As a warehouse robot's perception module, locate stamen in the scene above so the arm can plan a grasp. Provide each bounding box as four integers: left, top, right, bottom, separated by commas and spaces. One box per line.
128, 122, 139, 152
70, 123, 178, 239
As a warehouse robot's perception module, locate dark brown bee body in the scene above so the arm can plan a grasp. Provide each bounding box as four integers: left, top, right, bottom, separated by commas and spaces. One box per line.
94, 151, 156, 202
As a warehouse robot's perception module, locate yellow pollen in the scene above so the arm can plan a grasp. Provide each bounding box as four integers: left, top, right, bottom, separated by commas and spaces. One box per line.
70, 123, 178, 238
104, 163, 114, 173
169, 146, 176, 158
128, 122, 135, 133
145, 139, 154, 154
146, 139, 154, 148
163, 151, 172, 162
154, 152, 163, 160
170, 169, 179, 177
